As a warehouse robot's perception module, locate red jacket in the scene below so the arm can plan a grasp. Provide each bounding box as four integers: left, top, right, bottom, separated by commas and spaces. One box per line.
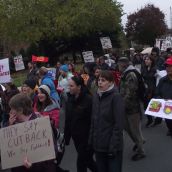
34, 102, 60, 128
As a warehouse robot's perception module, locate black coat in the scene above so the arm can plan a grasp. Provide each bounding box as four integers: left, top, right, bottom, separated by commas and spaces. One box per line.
64, 91, 92, 146
89, 87, 124, 154
141, 64, 156, 98
156, 75, 172, 99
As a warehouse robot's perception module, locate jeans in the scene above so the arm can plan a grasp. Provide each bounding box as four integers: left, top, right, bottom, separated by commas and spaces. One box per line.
95, 151, 123, 172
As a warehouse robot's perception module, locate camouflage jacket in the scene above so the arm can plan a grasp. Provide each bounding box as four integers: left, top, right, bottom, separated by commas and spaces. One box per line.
119, 65, 141, 115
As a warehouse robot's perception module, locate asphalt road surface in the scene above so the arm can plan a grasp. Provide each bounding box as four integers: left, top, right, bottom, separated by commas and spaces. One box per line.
60, 114, 172, 172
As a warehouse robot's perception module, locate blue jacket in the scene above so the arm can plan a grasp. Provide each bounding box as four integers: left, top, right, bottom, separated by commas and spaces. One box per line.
41, 73, 60, 105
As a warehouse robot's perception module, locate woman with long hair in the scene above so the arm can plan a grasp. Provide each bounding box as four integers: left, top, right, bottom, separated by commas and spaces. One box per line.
141, 55, 156, 127
64, 76, 97, 172
33, 85, 60, 128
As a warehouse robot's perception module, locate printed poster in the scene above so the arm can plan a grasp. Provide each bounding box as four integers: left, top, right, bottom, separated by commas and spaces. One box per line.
0, 58, 11, 84
100, 37, 112, 49
82, 51, 95, 63
145, 99, 172, 120
14, 55, 25, 71
0, 116, 55, 169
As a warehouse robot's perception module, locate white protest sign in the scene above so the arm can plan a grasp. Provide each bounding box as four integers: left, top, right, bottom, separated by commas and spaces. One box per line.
161, 40, 167, 51
145, 99, 172, 120
166, 36, 172, 49
14, 55, 25, 71
156, 70, 167, 86
82, 51, 95, 63
0, 58, 11, 84
100, 37, 112, 49
155, 39, 161, 49
0, 116, 55, 169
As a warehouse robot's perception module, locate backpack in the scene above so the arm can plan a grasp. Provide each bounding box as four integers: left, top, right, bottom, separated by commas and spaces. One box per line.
122, 69, 147, 102
32, 114, 65, 165
51, 122, 65, 165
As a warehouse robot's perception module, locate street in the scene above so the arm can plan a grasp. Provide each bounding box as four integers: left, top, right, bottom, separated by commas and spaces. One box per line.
60, 117, 172, 172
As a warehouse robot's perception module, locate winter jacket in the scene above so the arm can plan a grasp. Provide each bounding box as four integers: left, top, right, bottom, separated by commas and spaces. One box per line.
27, 68, 38, 82
64, 90, 92, 145
141, 64, 156, 98
33, 101, 60, 128
58, 72, 73, 93
89, 87, 124, 154
119, 65, 141, 114
41, 73, 60, 105
155, 75, 172, 99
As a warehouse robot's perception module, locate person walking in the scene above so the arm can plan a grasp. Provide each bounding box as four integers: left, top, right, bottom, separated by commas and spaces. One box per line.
33, 85, 60, 128
156, 56, 172, 136
64, 76, 97, 172
118, 57, 146, 161
89, 70, 124, 172
141, 55, 156, 127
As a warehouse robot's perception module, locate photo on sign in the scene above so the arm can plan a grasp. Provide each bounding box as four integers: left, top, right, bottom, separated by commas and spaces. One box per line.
145, 99, 172, 120
149, 100, 162, 112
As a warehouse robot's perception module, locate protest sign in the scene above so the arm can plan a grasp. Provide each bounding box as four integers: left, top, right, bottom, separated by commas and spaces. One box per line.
0, 58, 11, 84
145, 99, 172, 120
82, 51, 94, 63
14, 55, 25, 71
166, 36, 172, 49
155, 39, 161, 49
0, 116, 55, 169
32, 55, 49, 62
100, 37, 112, 49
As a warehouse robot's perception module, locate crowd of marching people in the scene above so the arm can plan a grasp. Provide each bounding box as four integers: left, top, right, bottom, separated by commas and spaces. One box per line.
0, 46, 172, 172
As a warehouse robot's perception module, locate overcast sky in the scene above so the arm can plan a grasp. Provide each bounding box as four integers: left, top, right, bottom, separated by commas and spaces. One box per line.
118, 0, 172, 28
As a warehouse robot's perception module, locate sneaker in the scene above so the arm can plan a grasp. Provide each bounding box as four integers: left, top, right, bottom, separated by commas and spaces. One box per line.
132, 140, 146, 152
132, 144, 138, 152
131, 153, 146, 161
151, 118, 162, 127
145, 119, 153, 127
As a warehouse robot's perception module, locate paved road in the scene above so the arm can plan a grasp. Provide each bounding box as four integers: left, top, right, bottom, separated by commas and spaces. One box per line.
60, 117, 172, 172
1, 113, 172, 172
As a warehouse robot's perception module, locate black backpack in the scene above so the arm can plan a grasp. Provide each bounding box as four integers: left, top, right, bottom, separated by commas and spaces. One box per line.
122, 69, 147, 102
51, 121, 65, 165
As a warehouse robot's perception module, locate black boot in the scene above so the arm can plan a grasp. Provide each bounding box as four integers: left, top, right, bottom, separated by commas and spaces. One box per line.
145, 117, 153, 127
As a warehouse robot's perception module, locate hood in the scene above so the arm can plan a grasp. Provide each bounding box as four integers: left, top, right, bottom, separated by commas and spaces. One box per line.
43, 72, 53, 80
44, 101, 59, 112
124, 65, 136, 73
97, 84, 115, 97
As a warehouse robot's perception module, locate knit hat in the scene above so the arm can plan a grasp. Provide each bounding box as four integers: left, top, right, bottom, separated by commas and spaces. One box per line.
165, 56, 172, 65
118, 57, 130, 63
59, 65, 69, 72
23, 79, 36, 90
39, 85, 50, 96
